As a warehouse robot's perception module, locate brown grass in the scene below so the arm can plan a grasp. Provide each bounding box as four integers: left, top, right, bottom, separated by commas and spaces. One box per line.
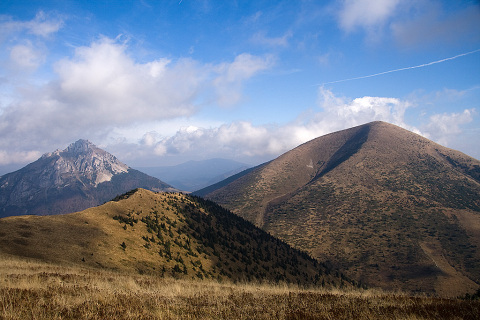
1, 254, 479, 320
204, 122, 480, 296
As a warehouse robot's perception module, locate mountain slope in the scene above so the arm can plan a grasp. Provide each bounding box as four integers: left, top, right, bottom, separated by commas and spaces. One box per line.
137, 158, 251, 192
201, 121, 480, 296
0, 140, 176, 217
0, 188, 346, 287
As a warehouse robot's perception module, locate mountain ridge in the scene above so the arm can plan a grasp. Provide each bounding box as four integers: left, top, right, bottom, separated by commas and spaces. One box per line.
0, 188, 348, 287
201, 121, 480, 296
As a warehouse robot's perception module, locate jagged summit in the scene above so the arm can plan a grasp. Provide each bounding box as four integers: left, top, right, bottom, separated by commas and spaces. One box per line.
0, 141, 175, 217
38, 139, 128, 187
65, 139, 95, 154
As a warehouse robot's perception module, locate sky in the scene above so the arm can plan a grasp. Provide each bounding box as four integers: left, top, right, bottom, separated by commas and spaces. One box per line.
0, 0, 479, 175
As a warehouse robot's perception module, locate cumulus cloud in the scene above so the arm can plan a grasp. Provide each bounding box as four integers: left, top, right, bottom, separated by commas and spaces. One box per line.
423, 109, 475, 146
136, 87, 476, 165
138, 88, 419, 163
53, 37, 203, 125
0, 35, 274, 165
1, 12, 61, 75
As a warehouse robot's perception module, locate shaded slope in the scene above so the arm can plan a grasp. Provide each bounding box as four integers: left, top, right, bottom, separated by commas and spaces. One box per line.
203, 121, 480, 296
0, 189, 347, 287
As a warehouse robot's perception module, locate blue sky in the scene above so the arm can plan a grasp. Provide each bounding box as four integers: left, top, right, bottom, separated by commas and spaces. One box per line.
0, 0, 479, 174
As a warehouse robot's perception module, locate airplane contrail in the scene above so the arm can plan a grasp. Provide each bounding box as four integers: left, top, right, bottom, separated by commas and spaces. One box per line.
321, 48, 480, 85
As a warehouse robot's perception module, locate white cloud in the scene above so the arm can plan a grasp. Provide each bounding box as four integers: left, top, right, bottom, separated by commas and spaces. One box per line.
138, 88, 419, 163
316, 87, 413, 131
0, 11, 63, 40
26, 11, 64, 37
424, 109, 475, 146
1, 12, 61, 75
141, 132, 159, 147
9, 42, 44, 70
137, 88, 477, 165
0, 36, 274, 165
53, 37, 202, 125
213, 53, 275, 106
337, 0, 480, 48
338, 0, 401, 34
0, 150, 41, 166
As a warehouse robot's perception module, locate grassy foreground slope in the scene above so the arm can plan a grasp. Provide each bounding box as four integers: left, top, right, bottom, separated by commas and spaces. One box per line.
1, 255, 480, 320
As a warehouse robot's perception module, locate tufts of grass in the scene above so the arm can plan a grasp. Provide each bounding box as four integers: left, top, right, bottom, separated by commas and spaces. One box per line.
1, 255, 479, 320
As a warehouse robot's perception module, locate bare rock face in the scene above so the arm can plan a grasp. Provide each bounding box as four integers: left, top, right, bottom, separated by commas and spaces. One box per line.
0, 140, 175, 217
42, 139, 129, 187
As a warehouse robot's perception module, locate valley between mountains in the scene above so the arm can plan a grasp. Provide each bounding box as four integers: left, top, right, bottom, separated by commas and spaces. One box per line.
1, 121, 480, 302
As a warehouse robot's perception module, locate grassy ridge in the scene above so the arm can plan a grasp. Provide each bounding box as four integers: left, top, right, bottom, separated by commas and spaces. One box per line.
1, 255, 480, 320
0, 189, 346, 286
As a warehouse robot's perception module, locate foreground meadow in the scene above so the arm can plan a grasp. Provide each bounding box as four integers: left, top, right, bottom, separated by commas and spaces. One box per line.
1, 255, 479, 320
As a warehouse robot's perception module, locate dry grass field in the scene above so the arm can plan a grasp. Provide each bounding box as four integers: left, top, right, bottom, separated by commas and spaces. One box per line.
1, 254, 479, 320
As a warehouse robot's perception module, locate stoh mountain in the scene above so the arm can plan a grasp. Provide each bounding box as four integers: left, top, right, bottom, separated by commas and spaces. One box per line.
0, 188, 347, 287
197, 121, 480, 296
0, 140, 176, 218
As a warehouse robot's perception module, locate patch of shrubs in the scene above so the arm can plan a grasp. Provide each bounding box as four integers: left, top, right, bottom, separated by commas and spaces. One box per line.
462, 288, 480, 300
111, 189, 139, 202
113, 214, 138, 226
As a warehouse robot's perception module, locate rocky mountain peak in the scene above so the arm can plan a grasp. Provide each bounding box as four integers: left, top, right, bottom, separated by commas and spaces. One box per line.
52, 139, 129, 186
1, 140, 175, 217
65, 139, 96, 155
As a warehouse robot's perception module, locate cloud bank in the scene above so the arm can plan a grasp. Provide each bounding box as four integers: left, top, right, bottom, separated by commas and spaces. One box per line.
0, 34, 273, 164
125, 87, 474, 165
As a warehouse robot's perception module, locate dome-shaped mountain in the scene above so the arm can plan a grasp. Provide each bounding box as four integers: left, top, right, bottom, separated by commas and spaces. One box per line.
198, 121, 480, 296
0, 140, 176, 217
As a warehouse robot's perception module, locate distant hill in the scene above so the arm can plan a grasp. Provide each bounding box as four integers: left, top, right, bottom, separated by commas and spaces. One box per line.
0, 188, 347, 286
200, 121, 480, 296
0, 140, 176, 218
137, 158, 250, 192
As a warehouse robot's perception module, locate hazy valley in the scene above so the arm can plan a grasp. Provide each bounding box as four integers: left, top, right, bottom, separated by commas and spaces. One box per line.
136, 158, 250, 192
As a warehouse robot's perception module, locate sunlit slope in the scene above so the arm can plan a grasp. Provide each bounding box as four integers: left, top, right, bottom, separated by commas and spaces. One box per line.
0, 188, 346, 287
202, 121, 480, 296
